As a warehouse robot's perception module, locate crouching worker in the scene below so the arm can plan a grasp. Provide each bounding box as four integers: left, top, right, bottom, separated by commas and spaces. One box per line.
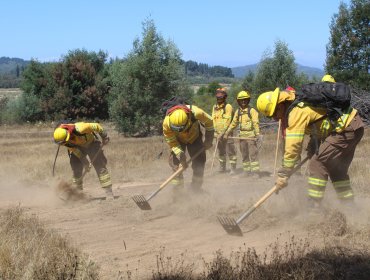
256, 87, 364, 210
163, 104, 214, 195
53, 121, 114, 199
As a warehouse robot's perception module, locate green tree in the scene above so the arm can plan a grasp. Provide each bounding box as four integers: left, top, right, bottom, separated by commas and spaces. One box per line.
251, 40, 311, 96
326, 0, 370, 90
109, 19, 191, 136
20, 50, 110, 121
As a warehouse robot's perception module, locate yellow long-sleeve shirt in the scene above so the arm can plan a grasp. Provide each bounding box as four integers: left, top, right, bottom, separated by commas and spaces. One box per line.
212, 103, 233, 134
226, 107, 260, 138
62, 122, 106, 158
163, 105, 214, 156
283, 103, 357, 168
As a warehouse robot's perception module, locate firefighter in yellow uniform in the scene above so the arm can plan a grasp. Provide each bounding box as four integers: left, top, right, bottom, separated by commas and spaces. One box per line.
163, 104, 214, 193
212, 88, 237, 174
224, 90, 262, 178
257, 83, 364, 208
53, 122, 114, 199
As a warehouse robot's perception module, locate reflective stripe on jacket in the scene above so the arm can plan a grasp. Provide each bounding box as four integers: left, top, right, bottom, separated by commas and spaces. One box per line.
163, 105, 214, 156
212, 103, 233, 134
226, 107, 260, 137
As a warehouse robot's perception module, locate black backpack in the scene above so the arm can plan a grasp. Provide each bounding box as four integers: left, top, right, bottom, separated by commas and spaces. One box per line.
160, 96, 191, 116
291, 82, 351, 121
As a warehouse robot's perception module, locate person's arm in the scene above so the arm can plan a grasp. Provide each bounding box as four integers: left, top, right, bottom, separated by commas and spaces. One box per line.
162, 117, 183, 156
192, 106, 214, 149
275, 108, 310, 192
223, 104, 233, 130
251, 108, 260, 136
224, 110, 238, 136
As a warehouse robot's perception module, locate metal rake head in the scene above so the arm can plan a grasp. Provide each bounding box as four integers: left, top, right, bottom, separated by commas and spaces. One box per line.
217, 216, 243, 236
132, 195, 152, 210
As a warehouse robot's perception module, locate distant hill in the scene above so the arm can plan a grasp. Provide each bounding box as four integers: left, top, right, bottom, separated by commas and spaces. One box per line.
0, 57, 30, 75
232, 63, 324, 79
0, 57, 30, 87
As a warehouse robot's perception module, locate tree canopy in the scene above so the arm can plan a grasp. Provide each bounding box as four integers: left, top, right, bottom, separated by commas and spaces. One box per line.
108, 19, 192, 136
326, 0, 370, 90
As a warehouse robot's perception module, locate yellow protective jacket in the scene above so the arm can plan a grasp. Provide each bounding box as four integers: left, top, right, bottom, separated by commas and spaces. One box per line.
61, 122, 106, 158
212, 102, 233, 135
283, 103, 357, 168
226, 107, 260, 138
163, 105, 214, 156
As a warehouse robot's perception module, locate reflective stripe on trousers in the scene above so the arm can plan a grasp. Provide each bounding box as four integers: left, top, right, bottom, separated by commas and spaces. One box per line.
98, 168, 112, 188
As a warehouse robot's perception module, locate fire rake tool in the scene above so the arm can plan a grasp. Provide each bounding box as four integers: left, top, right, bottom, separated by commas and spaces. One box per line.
132, 148, 204, 210
218, 156, 309, 236
210, 136, 220, 173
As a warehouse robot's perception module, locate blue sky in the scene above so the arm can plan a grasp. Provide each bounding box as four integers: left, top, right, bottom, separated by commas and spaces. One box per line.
1, 0, 349, 69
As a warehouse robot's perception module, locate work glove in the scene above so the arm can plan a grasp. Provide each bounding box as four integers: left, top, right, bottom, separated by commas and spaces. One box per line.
275, 176, 288, 194
102, 136, 110, 145
203, 130, 214, 150
275, 166, 292, 194
177, 151, 188, 169
217, 133, 224, 141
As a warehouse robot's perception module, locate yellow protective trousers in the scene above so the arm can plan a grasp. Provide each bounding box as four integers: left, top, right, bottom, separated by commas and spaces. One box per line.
217, 138, 237, 169
239, 138, 259, 172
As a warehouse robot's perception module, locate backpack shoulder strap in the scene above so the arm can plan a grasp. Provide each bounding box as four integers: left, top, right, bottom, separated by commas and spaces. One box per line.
166, 104, 191, 115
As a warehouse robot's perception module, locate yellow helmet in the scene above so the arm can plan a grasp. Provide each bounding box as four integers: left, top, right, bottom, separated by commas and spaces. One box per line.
237, 90, 250, 99
53, 127, 70, 144
169, 109, 189, 132
256, 88, 280, 117
322, 74, 335, 83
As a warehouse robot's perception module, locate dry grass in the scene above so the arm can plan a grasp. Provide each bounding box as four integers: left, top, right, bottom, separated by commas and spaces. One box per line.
197, 236, 370, 280
0, 206, 99, 280
0, 123, 369, 279
119, 236, 370, 280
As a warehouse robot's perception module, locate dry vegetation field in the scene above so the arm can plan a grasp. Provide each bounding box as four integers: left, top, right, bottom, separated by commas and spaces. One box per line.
0, 88, 22, 100
0, 123, 369, 279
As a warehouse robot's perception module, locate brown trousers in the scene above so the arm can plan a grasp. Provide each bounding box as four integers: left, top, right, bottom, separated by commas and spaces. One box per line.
217, 138, 237, 165
70, 141, 108, 179
308, 114, 364, 201
239, 139, 259, 172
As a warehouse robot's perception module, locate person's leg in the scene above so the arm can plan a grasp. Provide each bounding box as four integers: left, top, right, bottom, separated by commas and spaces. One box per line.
248, 139, 260, 177
168, 152, 185, 189
227, 139, 237, 173
239, 139, 250, 175
217, 138, 227, 172
327, 126, 364, 202
88, 141, 114, 197
187, 136, 206, 191
70, 153, 84, 190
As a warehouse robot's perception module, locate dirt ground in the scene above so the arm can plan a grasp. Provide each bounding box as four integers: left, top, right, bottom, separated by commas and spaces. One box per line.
1, 161, 369, 279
